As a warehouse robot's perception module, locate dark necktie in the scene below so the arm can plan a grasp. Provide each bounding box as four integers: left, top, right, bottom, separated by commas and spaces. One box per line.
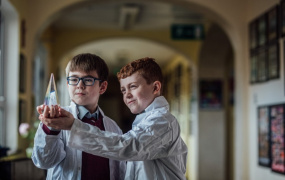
81, 113, 105, 130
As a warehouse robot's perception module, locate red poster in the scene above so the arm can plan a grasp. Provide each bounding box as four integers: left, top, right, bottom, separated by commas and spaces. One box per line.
270, 104, 285, 174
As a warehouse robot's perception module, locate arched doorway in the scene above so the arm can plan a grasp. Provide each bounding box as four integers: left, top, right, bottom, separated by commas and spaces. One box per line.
32, 1, 241, 180
198, 24, 234, 180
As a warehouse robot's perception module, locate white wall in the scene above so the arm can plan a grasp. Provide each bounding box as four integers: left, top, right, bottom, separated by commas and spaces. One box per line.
199, 111, 226, 180
247, 0, 285, 180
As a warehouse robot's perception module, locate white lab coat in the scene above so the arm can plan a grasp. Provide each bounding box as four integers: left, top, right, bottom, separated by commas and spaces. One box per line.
68, 96, 188, 180
32, 101, 126, 180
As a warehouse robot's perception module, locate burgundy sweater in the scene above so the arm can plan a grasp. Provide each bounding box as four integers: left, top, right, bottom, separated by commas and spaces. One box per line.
43, 114, 110, 180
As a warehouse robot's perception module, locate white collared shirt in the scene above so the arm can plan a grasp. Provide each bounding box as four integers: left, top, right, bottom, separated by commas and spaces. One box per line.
77, 104, 99, 119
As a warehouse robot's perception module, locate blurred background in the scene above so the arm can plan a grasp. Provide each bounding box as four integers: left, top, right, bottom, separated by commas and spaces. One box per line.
0, 0, 284, 180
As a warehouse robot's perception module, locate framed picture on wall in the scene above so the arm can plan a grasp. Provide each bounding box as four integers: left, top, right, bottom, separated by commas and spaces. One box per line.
268, 42, 279, 80
257, 14, 267, 47
257, 49, 268, 82
269, 104, 285, 174
267, 5, 279, 42
258, 106, 271, 167
199, 79, 223, 109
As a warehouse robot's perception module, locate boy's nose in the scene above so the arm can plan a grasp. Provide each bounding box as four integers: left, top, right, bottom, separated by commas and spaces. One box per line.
125, 91, 132, 98
77, 79, 85, 88
123, 89, 130, 97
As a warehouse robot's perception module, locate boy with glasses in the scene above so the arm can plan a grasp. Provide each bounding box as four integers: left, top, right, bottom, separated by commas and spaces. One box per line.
32, 53, 126, 180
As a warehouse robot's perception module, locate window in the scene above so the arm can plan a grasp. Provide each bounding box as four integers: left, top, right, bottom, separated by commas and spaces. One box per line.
1, 0, 19, 152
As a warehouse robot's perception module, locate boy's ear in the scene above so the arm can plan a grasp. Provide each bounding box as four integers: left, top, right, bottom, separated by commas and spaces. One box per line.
99, 81, 108, 95
153, 81, 161, 95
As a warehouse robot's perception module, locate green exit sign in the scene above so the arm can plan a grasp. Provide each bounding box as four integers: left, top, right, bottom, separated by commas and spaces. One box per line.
171, 24, 205, 40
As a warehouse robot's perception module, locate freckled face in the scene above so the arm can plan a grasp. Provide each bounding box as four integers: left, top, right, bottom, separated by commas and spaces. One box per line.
120, 72, 158, 114
67, 70, 107, 113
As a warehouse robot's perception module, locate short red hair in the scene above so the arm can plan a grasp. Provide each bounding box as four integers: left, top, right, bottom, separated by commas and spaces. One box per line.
117, 57, 163, 86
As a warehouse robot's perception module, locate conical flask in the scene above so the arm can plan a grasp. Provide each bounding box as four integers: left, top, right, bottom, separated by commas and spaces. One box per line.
44, 73, 59, 107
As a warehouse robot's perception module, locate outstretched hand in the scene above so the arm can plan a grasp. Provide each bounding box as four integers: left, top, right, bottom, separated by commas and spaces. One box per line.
38, 108, 75, 130
37, 104, 61, 118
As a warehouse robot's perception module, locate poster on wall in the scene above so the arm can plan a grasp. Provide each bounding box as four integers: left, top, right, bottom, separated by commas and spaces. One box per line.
270, 104, 285, 174
199, 80, 222, 109
258, 106, 271, 167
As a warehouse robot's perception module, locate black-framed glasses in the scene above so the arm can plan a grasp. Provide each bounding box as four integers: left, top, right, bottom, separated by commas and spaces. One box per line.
67, 76, 102, 86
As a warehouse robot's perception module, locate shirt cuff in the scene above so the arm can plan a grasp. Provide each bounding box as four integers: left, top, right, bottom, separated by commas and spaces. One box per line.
42, 124, 61, 135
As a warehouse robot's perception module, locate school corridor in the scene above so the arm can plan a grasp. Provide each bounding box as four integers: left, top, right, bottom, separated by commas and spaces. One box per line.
0, 0, 285, 180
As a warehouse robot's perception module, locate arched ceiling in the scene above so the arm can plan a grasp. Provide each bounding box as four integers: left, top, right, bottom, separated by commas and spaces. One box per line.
52, 1, 207, 30
50, 1, 209, 69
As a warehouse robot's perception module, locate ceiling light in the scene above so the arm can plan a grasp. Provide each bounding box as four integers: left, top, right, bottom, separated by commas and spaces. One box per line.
119, 4, 140, 30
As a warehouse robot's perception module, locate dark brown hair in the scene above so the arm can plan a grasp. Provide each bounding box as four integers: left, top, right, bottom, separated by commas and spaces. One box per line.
117, 57, 163, 86
66, 53, 109, 82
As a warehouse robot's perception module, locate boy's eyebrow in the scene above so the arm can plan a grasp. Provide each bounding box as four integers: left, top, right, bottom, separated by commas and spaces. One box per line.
68, 75, 98, 78
128, 81, 137, 84
120, 82, 138, 89
84, 75, 98, 78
